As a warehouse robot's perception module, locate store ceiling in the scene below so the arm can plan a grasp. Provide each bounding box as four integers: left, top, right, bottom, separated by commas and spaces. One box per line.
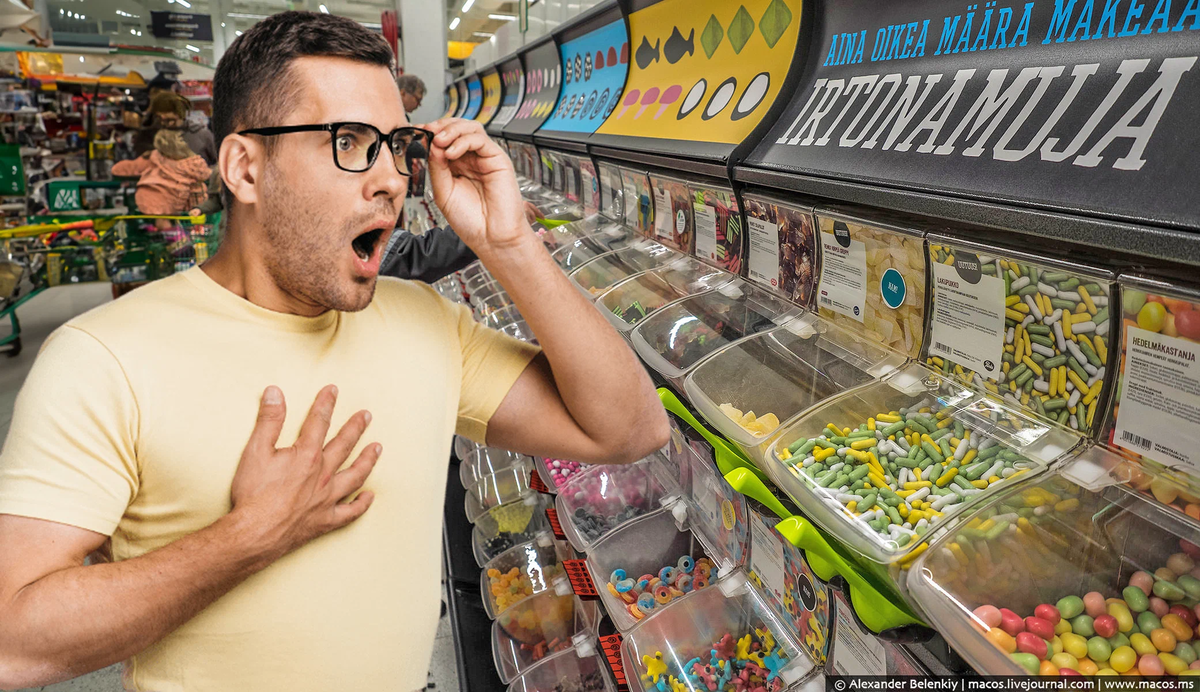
445, 0, 517, 46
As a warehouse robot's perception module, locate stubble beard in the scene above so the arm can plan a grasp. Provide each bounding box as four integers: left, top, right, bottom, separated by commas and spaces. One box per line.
259, 164, 378, 313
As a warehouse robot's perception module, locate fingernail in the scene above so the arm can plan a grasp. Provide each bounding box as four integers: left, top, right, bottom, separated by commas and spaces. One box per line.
329, 385, 338, 396
263, 386, 282, 404
363, 411, 372, 425
374, 443, 383, 455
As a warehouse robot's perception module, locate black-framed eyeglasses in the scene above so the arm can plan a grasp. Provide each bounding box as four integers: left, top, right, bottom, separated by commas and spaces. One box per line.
237, 122, 433, 176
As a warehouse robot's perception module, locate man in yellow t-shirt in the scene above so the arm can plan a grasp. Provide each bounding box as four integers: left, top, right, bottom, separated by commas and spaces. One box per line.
0, 12, 668, 692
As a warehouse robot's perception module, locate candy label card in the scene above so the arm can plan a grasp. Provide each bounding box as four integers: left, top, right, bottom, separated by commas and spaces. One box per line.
928, 259, 1006, 379
1113, 326, 1200, 475
829, 590, 886, 676
816, 223, 868, 323
747, 215, 781, 288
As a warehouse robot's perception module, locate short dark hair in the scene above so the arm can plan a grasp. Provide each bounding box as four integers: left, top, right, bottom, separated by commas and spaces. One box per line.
397, 74, 426, 97
212, 11, 394, 146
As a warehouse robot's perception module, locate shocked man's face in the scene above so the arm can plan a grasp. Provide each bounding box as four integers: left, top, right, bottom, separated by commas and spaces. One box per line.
253, 56, 410, 313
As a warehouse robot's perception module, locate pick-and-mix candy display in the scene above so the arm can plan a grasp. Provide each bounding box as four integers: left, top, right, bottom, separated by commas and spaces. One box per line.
607, 556, 716, 621
637, 628, 789, 692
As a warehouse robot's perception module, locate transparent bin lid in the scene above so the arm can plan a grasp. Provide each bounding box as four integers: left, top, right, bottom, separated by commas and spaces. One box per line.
454, 435, 481, 463
549, 229, 634, 273
506, 650, 615, 692
460, 447, 530, 488
684, 317, 907, 463
621, 576, 814, 691
630, 280, 805, 382
481, 535, 570, 619
492, 591, 599, 684
597, 256, 734, 333
465, 270, 500, 296
814, 210, 927, 359
763, 363, 1083, 564
907, 457, 1200, 677
482, 305, 525, 331
499, 319, 538, 344
556, 449, 682, 553
474, 291, 518, 323
469, 282, 508, 308
534, 455, 591, 493
570, 241, 679, 299
923, 234, 1116, 436
582, 508, 718, 633
1098, 274, 1200, 519
472, 493, 555, 566
460, 261, 489, 286
466, 463, 535, 523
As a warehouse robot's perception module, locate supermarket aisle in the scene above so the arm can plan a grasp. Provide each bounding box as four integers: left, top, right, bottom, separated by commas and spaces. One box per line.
1, 283, 459, 692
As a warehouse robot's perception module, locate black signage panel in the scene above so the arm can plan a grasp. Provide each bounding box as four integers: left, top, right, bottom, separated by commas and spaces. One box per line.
504, 38, 562, 137
746, 0, 1200, 230
150, 11, 213, 41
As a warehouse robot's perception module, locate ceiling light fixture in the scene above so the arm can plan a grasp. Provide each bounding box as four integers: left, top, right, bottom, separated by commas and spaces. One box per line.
235, 29, 243, 35
175, 0, 191, 8
462, 0, 474, 11
220, 21, 225, 26
228, 12, 268, 18
130, 28, 135, 33
318, 4, 328, 12
79, 56, 84, 62
488, 13, 515, 20
449, 16, 460, 29
473, 31, 493, 37
186, 44, 200, 52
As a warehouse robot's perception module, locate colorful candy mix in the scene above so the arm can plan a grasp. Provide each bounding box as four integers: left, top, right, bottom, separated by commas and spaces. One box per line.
638, 628, 788, 692
608, 556, 715, 621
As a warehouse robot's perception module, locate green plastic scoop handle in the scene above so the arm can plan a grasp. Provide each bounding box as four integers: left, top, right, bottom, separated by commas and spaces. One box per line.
723, 467, 792, 520
658, 388, 769, 484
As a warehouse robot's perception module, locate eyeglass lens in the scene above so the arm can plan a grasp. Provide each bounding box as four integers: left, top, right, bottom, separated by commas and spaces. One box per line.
333, 124, 429, 175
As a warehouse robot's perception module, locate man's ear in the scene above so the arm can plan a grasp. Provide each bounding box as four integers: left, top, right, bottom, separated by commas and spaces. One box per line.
218, 134, 261, 207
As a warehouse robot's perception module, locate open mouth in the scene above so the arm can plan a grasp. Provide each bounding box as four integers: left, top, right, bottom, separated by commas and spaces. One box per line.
352, 227, 386, 262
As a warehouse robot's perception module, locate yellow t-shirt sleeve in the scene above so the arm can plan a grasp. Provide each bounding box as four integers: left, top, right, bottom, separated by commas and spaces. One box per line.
0, 326, 140, 535
453, 302, 541, 443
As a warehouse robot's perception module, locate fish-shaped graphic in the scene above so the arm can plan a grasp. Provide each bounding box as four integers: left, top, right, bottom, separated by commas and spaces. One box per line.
617, 88, 640, 118
635, 36, 659, 69
635, 87, 660, 119
655, 84, 682, 119
664, 27, 694, 64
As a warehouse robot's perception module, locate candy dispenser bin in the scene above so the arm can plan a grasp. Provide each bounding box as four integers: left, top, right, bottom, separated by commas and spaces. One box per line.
630, 279, 804, 391
481, 536, 570, 619
473, 493, 556, 566
596, 256, 733, 335
506, 649, 615, 692
492, 591, 600, 684
534, 455, 590, 493
556, 450, 681, 553
763, 363, 1082, 566
454, 435, 480, 462
549, 227, 635, 273
465, 463, 535, 523
569, 240, 680, 300
482, 305, 525, 332
620, 577, 815, 691
470, 282, 509, 309
907, 458, 1200, 677
460, 447, 530, 489
684, 316, 906, 466
474, 291, 519, 323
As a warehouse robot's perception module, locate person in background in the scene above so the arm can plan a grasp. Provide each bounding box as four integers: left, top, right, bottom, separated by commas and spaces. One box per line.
153, 93, 218, 166
396, 74, 425, 115
113, 129, 211, 220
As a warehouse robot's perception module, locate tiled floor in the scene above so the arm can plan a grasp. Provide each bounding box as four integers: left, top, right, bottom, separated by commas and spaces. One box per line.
3, 283, 460, 692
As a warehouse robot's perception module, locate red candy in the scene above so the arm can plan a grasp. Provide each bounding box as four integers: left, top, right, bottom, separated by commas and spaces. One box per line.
1024, 616, 1055, 641
1172, 605, 1199, 629
1060, 668, 1082, 676
1016, 632, 1048, 659
1000, 608, 1026, 637
1093, 614, 1119, 639
1181, 539, 1200, 559
1035, 604, 1061, 625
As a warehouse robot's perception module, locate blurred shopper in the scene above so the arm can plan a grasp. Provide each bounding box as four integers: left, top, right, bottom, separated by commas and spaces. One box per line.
397, 74, 425, 115
112, 129, 210, 217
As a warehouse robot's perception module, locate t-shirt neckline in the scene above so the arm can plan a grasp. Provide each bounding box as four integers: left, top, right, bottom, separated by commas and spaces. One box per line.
183, 266, 341, 333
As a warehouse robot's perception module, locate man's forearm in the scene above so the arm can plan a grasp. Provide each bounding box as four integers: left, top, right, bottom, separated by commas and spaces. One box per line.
0, 511, 279, 688
479, 233, 666, 462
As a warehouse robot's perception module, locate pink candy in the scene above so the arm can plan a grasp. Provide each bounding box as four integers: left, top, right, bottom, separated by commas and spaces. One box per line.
545, 458, 588, 488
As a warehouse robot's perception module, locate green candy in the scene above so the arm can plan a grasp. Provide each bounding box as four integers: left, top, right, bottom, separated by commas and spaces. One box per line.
1137, 611, 1162, 634
1178, 575, 1200, 600
1154, 579, 1187, 601
1071, 614, 1095, 637
1175, 642, 1198, 665
1087, 637, 1112, 663
1011, 653, 1040, 675
1057, 595, 1085, 619
1108, 632, 1131, 650
1123, 585, 1150, 613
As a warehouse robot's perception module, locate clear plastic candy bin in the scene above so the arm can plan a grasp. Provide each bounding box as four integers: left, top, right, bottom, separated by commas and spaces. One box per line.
556, 450, 681, 553
534, 455, 591, 493
465, 463, 535, 523
550, 227, 635, 273
631, 279, 804, 389
908, 459, 1200, 678
506, 650, 615, 692
469, 282, 508, 309
763, 363, 1082, 565
474, 291, 518, 323
621, 576, 815, 691
454, 435, 480, 462
472, 493, 555, 566
481, 535, 570, 618
597, 256, 733, 334
492, 591, 600, 684
460, 447, 529, 488
569, 240, 679, 300
482, 305, 525, 331
684, 317, 906, 465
